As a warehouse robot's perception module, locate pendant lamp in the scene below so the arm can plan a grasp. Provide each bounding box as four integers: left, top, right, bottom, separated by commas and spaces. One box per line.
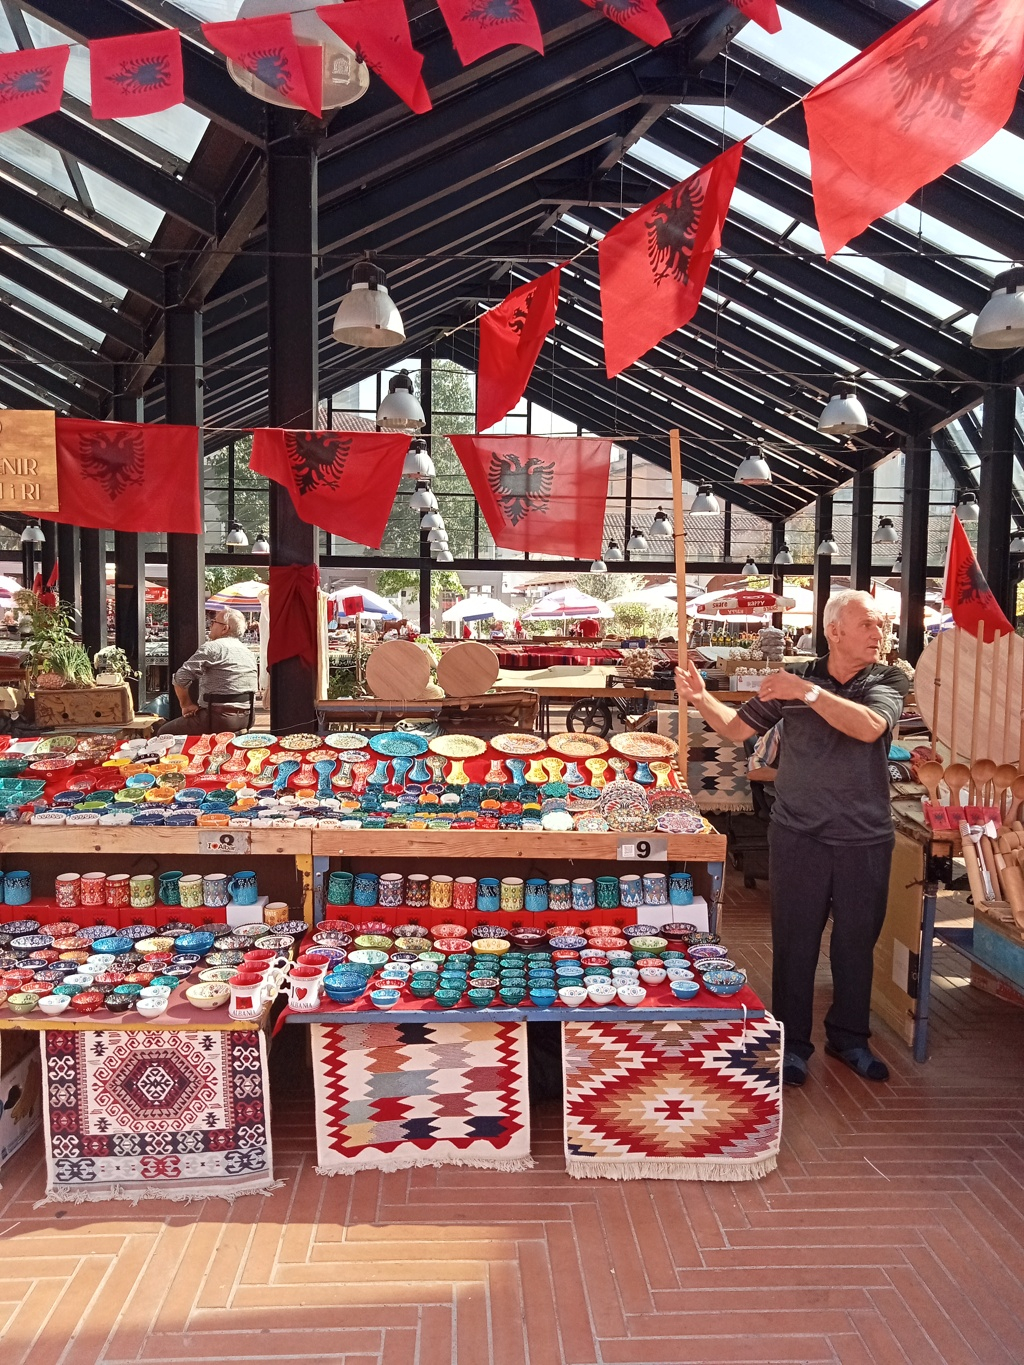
872, 516, 898, 544
333, 259, 405, 348
252, 531, 270, 554
225, 521, 248, 548
741, 558, 759, 577
773, 543, 793, 566
817, 534, 839, 557
589, 558, 607, 573
409, 481, 437, 513
420, 510, 444, 531
378, 370, 425, 430
19, 521, 44, 544
435, 548, 454, 563
818, 380, 868, 435
402, 438, 435, 478
972, 267, 1024, 349
957, 493, 979, 523
691, 485, 720, 515
604, 539, 624, 562
1011, 530, 1024, 555
735, 444, 771, 484
626, 527, 649, 553
650, 506, 673, 536
226, 0, 369, 110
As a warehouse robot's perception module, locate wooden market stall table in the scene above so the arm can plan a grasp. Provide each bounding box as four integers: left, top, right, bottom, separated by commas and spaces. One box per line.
490, 666, 674, 731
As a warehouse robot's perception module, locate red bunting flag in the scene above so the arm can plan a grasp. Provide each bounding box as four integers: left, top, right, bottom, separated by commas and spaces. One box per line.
51, 420, 201, 534
316, 1, 431, 114
202, 14, 322, 118
89, 29, 184, 120
580, 0, 671, 47
599, 142, 743, 379
268, 564, 320, 672
450, 435, 611, 559
436, 0, 544, 66
250, 429, 411, 549
727, 0, 781, 34
942, 511, 1013, 640
805, 0, 1024, 259
0, 45, 68, 133
477, 267, 561, 432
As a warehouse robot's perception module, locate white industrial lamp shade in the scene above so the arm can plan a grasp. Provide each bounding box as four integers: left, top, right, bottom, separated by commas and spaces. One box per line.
225, 522, 249, 548
252, 532, 270, 554
626, 527, 649, 553
604, 539, 624, 562
957, 493, 980, 523
409, 481, 437, 512
972, 267, 1024, 349
773, 544, 793, 566
20, 521, 44, 544
817, 535, 839, 557
691, 485, 720, 515
589, 559, 607, 573
434, 548, 454, 563
1011, 532, 1024, 555
332, 260, 406, 348
420, 510, 444, 531
226, 0, 369, 110
735, 447, 772, 484
818, 380, 868, 435
873, 516, 898, 544
742, 558, 759, 577
427, 527, 449, 545
650, 506, 673, 536
402, 439, 435, 479
378, 370, 425, 430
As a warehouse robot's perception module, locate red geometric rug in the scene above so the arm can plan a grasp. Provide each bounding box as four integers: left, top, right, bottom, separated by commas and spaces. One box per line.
312, 1020, 532, 1173
40, 1027, 276, 1202
563, 1015, 783, 1180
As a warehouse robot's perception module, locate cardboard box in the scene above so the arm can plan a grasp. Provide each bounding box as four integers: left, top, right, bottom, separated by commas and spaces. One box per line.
0, 1038, 42, 1169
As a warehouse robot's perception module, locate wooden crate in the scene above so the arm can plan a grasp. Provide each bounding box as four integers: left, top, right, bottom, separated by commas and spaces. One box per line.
33, 683, 134, 728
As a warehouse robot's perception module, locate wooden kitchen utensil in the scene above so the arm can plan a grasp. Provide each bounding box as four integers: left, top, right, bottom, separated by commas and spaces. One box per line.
943, 762, 971, 805
992, 764, 1018, 819
917, 760, 944, 805
970, 758, 997, 804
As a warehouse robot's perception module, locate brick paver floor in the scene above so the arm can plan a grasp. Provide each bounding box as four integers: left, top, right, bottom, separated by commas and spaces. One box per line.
1, 882, 1023, 1364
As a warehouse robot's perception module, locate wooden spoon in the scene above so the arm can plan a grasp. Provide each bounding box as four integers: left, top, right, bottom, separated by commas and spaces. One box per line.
1008, 776, 1024, 824
917, 760, 945, 805
993, 764, 1019, 819
970, 758, 998, 805
943, 762, 971, 806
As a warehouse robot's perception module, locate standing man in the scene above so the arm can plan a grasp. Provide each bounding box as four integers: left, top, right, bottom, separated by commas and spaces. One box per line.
158, 607, 259, 735
676, 590, 907, 1087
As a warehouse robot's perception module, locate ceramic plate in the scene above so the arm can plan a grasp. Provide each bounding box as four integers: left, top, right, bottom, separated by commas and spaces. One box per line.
273, 920, 311, 936
369, 732, 429, 757
277, 733, 319, 752
34, 734, 78, 754
490, 732, 548, 755
231, 732, 277, 749
324, 732, 370, 751
547, 732, 610, 758
205, 950, 244, 966
28, 755, 77, 772
609, 732, 679, 759
428, 734, 488, 758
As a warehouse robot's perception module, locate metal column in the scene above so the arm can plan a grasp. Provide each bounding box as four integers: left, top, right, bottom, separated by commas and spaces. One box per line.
112, 390, 146, 705
849, 468, 874, 592
812, 494, 832, 655
79, 529, 106, 658
164, 267, 205, 717
56, 523, 80, 626
978, 384, 1016, 617
267, 115, 318, 733
900, 432, 930, 664
39, 520, 56, 587
420, 355, 433, 632
770, 522, 786, 629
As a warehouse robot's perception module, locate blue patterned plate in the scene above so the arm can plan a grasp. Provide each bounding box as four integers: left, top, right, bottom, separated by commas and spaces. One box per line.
231, 732, 277, 749
369, 731, 429, 757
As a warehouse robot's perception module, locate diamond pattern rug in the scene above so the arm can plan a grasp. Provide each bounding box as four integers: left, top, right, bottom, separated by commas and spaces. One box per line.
563, 1016, 783, 1180
687, 714, 753, 812
40, 1027, 276, 1202
312, 1020, 532, 1173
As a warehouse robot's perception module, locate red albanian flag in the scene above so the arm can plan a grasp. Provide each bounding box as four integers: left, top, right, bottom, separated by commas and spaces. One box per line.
805, 0, 1024, 259
51, 420, 201, 534
943, 511, 1013, 640
250, 429, 411, 550
436, 0, 544, 66
599, 141, 744, 379
477, 266, 561, 432
0, 45, 68, 133
89, 29, 184, 120
450, 435, 611, 559
580, 0, 671, 47
202, 14, 322, 118
727, 0, 781, 35
316, 1, 430, 114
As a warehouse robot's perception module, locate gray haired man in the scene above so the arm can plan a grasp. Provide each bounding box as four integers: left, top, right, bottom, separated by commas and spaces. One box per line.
158, 607, 259, 735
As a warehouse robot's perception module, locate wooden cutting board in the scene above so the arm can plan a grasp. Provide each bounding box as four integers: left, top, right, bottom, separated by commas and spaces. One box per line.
915, 627, 1024, 766
364, 639, 433, 700
436, 641, 500, 697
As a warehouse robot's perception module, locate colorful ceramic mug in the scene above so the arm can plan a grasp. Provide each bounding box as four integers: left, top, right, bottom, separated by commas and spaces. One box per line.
159, 870, 184, 906
429, 875, 454, 909
4, 871, 31, 906
105, 874, 130, 908
228, 870, 259, 906
378, 872, 404, 908
80, 872, 107, 906
203, 873, 229, 908
500, 877, 525, 913
405, 873, 429, 908
548, 878, 572, 913
524, 878, 548, 913
476, 878, 500, 912
130, 874, 156, 909
327, 870, 354, 906
669, 871, 694, 906
55, 873, 81, 908
571, 878, 596, 912
178, 874, 204, 909
452, 877, 477, 912
353, 872, 379, 908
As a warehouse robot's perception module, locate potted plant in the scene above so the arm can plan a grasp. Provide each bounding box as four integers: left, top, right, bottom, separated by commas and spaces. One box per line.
14, 592, 95, 690
93, 646, 138, 686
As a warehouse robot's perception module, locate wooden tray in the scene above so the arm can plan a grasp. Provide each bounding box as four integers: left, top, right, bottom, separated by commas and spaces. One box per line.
915, 628, 1024, 766
364, 640, 432, 700
436, 641, 499, 697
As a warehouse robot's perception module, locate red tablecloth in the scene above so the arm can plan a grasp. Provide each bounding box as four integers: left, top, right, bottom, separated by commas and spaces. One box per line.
493, 646, 624, 669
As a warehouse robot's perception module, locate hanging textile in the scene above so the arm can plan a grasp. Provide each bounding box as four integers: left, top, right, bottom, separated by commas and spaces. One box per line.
268, 564, 320, 671
450, 434, 611, 559
436, 0, 544, 67
599, 142, 744, 378
89, 29, 184, 119
942, 512, 1013, 640
0, 45, 68, 133
202, 14, 322, 117
316, 1, 431, 114
476, 266, 561, 432
805, 0, 1024, 259
727, 0, 781, 35
580, 0, 671, 48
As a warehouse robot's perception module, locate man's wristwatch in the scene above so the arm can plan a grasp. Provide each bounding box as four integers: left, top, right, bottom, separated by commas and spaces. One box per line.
804, 685, 821, 705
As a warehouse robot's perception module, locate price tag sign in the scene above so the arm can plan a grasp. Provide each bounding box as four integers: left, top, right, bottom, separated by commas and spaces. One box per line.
617, 837, 668, 862
197, 831, 251, 854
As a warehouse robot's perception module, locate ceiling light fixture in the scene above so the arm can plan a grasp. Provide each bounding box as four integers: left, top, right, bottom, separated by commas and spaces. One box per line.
604, 539, 624, 562
957, 493, 980, 523
650, 506, 673, 536
773, 543, 793, 566
332, 258, 405, 348
972, 266, 1024, 349
225, 521, 248, 548
735, 443, 772, 485
872, 516, 898, 544
377, 369, 425, 430
690, 485, 720, 515
626, 527, 649, 553
818, 380, 868, 435
402, 438, 435, 479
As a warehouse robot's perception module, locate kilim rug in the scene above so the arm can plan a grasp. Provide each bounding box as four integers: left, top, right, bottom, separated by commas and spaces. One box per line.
687, 714, 753, 812
312, 1020, 532, 1173
40, 1027, 276, 1202
563, 1015, 783, 1180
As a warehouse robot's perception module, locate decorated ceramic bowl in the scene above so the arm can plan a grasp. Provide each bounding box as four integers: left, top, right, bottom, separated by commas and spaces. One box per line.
701, 969, 746, 997
185, 983, 230, 1009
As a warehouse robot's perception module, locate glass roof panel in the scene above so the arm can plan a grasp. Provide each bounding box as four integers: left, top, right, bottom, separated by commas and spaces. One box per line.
77, 165, 165, 242
0, 275, 105, 345
0, 128, 73, 195
0, 215, 127, 300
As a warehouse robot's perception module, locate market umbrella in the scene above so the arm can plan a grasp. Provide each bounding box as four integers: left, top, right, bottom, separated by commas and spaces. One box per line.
606, 584, 679, 608
327, 586, 401, 621
688, 588, 796, 622
205, 579, 268, 613
442, 596, 519, 623
523, 588, 613, 619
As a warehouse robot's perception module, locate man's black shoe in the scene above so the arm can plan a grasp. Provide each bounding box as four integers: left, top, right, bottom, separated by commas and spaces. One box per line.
782, 1051, 808, 1087
825, 1043, 889, 1082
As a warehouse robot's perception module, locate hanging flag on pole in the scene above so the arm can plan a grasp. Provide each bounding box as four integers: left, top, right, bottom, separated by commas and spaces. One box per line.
316, 1, 431, 114
51, 420, 201, 534
476, 267, 561, 432
202, 14, 323, 117
450, 435, 611, 559
579, 0, 671, 47
89, 29, 184, 119
943, 510, 1013, 639
599, 142, 744, 378
436, 0, 544, 67
250, 429, 411, 549
727, 0, 782, 35
0, 45, 68, 133
805, 0, 1024, 259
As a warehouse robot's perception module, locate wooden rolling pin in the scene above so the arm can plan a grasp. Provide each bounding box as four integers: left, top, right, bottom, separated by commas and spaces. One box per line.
997, 858, 1024, 930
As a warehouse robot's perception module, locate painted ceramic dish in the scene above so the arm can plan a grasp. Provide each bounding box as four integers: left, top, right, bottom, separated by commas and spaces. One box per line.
34, 734, 78, 754
609, 733, 679, 759
231, 732, 277, 749
489, 732, 548, 755
428, 734, 488, 758
28, 755, 77, 773
205, 951, 244, 967
369, 732, 429, 757
276, 733, 319, 752
547, 732, 610, 757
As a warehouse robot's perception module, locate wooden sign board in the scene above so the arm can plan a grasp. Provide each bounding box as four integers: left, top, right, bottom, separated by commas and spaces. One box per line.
0, 410, 58, 512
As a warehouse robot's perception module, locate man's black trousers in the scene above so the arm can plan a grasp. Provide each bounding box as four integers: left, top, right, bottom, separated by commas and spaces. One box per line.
767, 822, 893, 1060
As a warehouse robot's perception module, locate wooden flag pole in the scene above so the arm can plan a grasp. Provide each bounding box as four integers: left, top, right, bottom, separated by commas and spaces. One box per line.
971, 622, 986, 772
931, 625, 944, 761
988, 629, 1001, 761
950, 627, 961, 766
670, 428, 688, 779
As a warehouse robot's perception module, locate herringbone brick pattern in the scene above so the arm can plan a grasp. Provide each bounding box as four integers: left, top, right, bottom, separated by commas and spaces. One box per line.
1, 883, 1023, 1364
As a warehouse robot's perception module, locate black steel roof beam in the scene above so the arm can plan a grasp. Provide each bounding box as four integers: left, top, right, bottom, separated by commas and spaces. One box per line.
934, 427, 979, 492
22, 0, 265, 144
0, 301, 112, 394
0, 346, 101, 415
0, 242, 144, 352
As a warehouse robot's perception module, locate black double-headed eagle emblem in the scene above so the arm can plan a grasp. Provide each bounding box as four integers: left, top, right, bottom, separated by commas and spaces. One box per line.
284, 432, 352, 496
78, 428, 146, 499
646, 178, 705, 286
487, 450, 554, 525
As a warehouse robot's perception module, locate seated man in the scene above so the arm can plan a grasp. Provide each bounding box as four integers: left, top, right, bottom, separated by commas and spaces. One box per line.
158, 608, 259, 735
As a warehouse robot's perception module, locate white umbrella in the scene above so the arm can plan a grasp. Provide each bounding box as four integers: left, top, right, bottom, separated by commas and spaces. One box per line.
607, 584, 679, 608
206, 579, 268, 613
442, 596, 519, 623
688, 587, 795, 622
524, 588, 613, 619
327, 586, 401, 621
0, 574, 25, 596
